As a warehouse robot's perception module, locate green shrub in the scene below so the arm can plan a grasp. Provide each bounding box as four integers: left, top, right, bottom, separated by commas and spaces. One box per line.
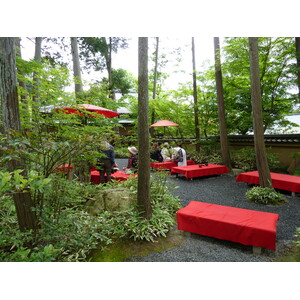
114, 147, 130, 158
0, 193, 114, 262
110, 172, 181, 242
188, 149, 222, 165
246, 186, 286, 205
294, 168, 300, 176
231, 147, 279, 171
0, 170, 181, 261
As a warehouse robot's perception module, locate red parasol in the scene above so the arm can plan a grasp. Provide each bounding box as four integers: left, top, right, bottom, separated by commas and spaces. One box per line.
150, 119, 179, 127
54, 104, 119, 118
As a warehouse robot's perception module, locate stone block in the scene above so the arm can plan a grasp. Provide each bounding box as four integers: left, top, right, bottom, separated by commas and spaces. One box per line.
86, 188, 137, 215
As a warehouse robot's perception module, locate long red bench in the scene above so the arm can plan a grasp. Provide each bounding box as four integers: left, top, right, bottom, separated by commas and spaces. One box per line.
236, 170, 300, 196
176, 201, 279, 252
171, 163, 228, 179
150, 160, 195, 170
90, 170, 137, 184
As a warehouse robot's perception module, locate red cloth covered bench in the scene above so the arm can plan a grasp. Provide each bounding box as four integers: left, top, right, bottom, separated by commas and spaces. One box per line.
150, 160, 195, 170
171, 163, 228, 179
176, 201, 279, 251
90, 170, 137, 184
236, 171, 300, 195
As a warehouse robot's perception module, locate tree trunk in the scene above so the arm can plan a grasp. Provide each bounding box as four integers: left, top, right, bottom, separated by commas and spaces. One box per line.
192, 37, 200, 152
70, 37, 83, 98
137, 37, 152, 219
105, 37, 115, 100
32, 37, 42, 104
214, 37, 232, 170
0, 38, 21, 133
0, 37, 38, 231
150, 37, 159, 138
295, 37, 300, 102
248, 37, 273, 188
15, 37, 27, 103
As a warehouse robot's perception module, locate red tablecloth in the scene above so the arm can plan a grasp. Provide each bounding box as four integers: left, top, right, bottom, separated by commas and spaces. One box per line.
171, 163, 228, 179
150, 160, 195, 170
55, 164, 73, 172
112, 170, 137, 181
90, 170, 137, 184
236, 171, 300, 193
150, 161, 176, 170
176, 201, 279, 250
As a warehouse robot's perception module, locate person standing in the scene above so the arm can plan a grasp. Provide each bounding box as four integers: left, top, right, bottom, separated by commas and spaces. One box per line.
96, 141, 116, 183
173, 144, 187, 166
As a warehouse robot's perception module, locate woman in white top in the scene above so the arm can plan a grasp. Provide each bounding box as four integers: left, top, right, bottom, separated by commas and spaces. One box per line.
173, 144, 187, 167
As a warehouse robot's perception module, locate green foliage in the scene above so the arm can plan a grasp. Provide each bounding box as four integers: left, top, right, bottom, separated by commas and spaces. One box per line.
111, 68, 137, 95
0, 181, 114, 262
83, 173, 180, 250
114, 147, 130, 158
76, 82, 120, 111
0, 170, 181, 261
188, 143, 222, 164
222, 37, 298, 134
99, 172, 181, 243
231, 147, 279, 171
246, 186, 286, 205
294, 168, 300, 176
79, 37, 128, 72
0, 169, 51, 194
1, 244, 61, 262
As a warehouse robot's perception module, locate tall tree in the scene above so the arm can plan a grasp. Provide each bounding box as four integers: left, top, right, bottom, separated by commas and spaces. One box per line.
222, 37, 297, 134
192, 37, 200, 151
0, 37, 38, 231
106, 37, 114, 99
214, 37, 232, 170
137, 37, 152, 219
32, 37, 42, 104
15, 37, 27, 103
71, 37, 83, 98
79, 37, 128, 100
150, 37, 159, 137
295, 37, 300, 102
248, 37, 272, 188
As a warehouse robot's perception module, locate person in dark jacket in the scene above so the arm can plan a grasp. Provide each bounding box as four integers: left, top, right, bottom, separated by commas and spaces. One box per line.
96, 141, 116, 183
150, 143, 163, 162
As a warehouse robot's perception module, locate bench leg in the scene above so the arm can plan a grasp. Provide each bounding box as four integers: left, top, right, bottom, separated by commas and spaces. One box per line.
252, 246, 262, 255
292, 192, 295, 197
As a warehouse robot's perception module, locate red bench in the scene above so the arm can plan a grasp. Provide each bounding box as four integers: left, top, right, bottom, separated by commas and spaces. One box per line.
171, 163, 228, 179
150, 160, 195, 170
176, 201, 279, 253
90, 170, 137, 184
236, 170, 300, 196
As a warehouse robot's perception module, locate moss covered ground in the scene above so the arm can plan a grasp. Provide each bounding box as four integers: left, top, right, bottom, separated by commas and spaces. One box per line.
90, 226, 188, 262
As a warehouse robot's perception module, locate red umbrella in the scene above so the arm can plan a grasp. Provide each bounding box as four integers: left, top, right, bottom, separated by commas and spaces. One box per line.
54, 104, 119, 118
150, 119, 179, 127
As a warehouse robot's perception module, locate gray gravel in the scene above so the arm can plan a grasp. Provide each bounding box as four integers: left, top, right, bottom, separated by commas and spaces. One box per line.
115, 159, 300, 262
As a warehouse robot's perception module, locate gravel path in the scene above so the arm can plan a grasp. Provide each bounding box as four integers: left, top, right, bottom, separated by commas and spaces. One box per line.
115, 159, 300, 262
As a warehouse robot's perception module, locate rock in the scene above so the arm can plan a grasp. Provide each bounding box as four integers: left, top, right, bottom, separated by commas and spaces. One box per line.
86, 188, 137, 215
